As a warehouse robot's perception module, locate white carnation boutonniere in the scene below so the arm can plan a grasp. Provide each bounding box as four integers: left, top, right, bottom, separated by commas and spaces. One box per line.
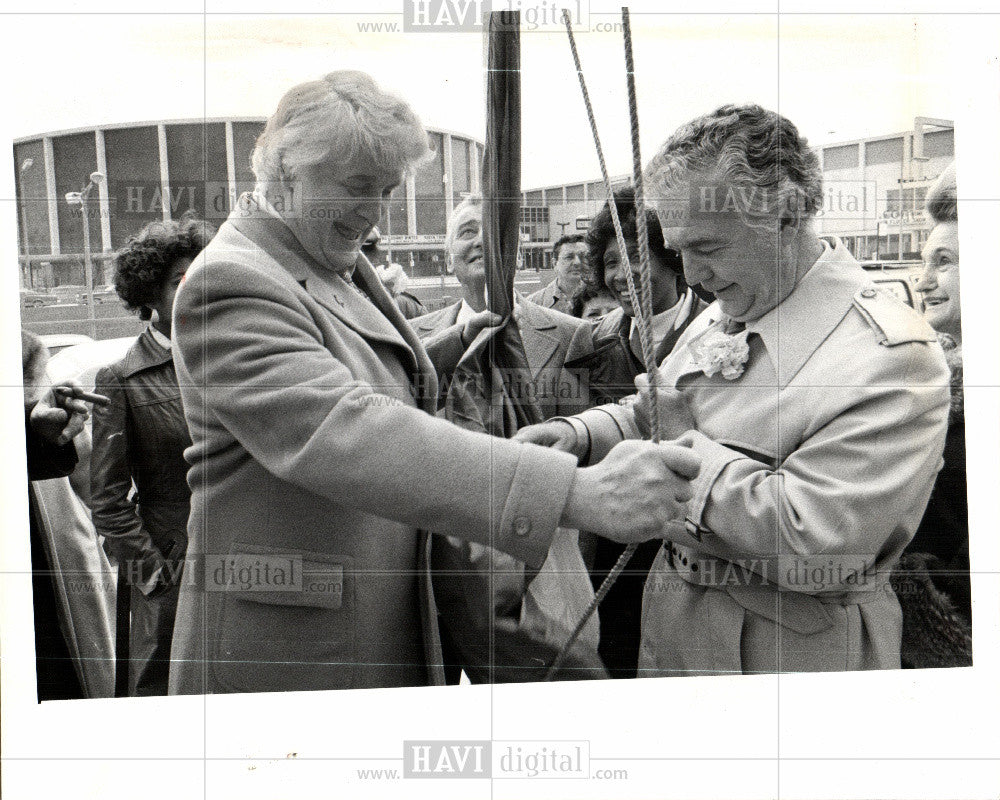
689, 322, 751, 380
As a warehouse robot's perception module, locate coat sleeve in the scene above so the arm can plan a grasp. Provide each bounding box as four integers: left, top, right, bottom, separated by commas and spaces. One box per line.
173, 260, 579, 569
682, 348, 950, 584
25, 410, 77, 481
89, 366, 166, 586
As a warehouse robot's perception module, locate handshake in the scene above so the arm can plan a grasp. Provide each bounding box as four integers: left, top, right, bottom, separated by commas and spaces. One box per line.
515, 419, 700, 545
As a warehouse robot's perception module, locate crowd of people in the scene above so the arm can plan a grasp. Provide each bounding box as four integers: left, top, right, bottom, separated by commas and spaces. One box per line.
22, 70, 970, 699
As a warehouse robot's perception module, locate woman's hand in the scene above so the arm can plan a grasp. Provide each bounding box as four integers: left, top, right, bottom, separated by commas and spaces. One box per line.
560, 439, 701, 544
633, 373, 696, 440
460, 310, 503, 347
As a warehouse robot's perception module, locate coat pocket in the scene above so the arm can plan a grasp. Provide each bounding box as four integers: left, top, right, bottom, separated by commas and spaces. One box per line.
211, 542, 356, 694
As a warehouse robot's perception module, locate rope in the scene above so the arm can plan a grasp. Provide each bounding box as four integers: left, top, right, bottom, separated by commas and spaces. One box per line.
622, 6, 662, 446
545, 9, 660, 681
560, 10, 657, 376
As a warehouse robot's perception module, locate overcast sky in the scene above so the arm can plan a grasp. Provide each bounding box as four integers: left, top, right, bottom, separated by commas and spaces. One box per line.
4, 3, 973, 188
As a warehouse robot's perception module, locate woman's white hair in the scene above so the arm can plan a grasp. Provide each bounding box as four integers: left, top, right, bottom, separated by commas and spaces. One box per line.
251, 70, 432, 184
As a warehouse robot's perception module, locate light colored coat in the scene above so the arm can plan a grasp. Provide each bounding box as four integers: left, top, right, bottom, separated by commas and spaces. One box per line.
568, 239, 950, 675
168, 211, 578, 694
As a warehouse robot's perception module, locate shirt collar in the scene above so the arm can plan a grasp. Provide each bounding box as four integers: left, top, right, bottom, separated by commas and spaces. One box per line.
720, 237, 867, 387
456, 299, 478, 326
147, 324, 172, 350
629, 288, 693, 349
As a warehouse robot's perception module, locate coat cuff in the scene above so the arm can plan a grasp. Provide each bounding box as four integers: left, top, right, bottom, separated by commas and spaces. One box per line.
685, 430, 745, 528
495, 444, 578, 569
575, 405, 638, 464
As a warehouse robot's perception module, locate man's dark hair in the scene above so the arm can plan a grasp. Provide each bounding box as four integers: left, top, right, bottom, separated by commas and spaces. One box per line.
114, 214, 215, 320
585, 186, 684, 290
552, 233, 585, 262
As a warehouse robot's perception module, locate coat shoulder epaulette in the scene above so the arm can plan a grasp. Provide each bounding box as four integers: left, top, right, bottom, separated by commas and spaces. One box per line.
851, 286, 937, 347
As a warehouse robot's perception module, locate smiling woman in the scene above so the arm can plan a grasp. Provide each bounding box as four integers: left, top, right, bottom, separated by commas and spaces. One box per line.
916, 162, 961, 345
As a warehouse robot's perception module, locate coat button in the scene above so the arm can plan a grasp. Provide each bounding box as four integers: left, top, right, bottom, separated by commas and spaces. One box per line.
861, 288, 876, 298
681, 557, 688, 566
514, 517, 532, 537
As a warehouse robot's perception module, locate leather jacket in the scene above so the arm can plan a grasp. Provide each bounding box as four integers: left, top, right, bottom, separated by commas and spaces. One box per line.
89, 328, 191, 592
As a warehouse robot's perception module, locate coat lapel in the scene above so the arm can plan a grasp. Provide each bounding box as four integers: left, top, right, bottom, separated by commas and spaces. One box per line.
120, 328, 174, 378
515, 302, 560, 380
227, 213, 438, 412
412, 303, 461, 338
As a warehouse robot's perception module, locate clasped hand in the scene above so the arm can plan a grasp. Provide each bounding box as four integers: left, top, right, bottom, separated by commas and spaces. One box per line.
633, 373, 696, 441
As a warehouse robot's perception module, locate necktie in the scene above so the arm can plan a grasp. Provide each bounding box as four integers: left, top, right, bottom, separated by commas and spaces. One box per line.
722, 317, 746, 335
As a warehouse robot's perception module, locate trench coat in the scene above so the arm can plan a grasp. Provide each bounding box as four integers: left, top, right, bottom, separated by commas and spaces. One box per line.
168, 208, 579, 695
564, 239, 950, 675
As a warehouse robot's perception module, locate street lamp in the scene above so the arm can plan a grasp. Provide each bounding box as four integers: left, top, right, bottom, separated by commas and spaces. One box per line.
66, 171, 105, 338
19, 158, 34, 289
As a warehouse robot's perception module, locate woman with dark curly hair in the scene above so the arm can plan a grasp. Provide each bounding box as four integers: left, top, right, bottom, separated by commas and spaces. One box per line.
570, 186, 708, 407
89, 215, 214, 695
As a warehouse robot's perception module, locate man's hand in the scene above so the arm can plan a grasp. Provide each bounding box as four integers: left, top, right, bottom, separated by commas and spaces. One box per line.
513, 420, 583, 457
633, 373, 696, 440
560, 439, 701, 544
460, 310, 503, 347
29, 379, 109, 446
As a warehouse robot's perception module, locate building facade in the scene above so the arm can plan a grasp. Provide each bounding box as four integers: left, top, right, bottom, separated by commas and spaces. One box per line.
13, 119, 484, 287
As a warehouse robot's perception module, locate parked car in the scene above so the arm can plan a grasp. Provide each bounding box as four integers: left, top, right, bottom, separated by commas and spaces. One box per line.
19, 288, 59, 308
860, 260, 924, 312
40, 333, 95, 356
92, 284, 120, 305
50, 284, 87, 305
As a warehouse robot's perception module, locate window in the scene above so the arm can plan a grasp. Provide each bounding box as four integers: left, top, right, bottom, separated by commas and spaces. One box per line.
566, 184, 585, 203
524, 190, 544, 207
519, 206, 549, 242
451, 138, 471, 203
823, 144, 859, 171
923, 129, 954, 160
414, 132, 446, 235
165, 123, 228, 221
52, 132, 100, 255
104, 126, 162, 248
865, 137, 904, 166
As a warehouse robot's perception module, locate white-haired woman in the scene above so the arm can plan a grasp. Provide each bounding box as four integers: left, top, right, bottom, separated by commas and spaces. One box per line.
168, 70, 699, 694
